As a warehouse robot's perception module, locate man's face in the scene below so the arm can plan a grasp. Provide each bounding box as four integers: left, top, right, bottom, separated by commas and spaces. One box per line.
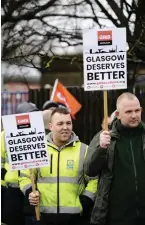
116, 98, 142, 127
49, 113, 72, 145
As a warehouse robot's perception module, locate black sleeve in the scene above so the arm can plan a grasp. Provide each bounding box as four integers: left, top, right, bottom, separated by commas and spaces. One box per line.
1, 168, 7, 180
84, 132, 107, 177
24, 187, 35, 216
25, 187, 32, 199
80, 195, 94, 218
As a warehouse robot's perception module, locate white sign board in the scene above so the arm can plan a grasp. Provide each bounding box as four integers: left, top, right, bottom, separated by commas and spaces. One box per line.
2, 111, 49, 171
83, 28, 127, 91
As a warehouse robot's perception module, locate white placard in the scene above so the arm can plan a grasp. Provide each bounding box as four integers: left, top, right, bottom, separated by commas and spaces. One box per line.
2, 111, 49, 171
83, 28, 127, 91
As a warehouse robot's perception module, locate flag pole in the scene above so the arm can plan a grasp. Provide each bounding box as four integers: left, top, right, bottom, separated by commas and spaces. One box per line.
50, 79, 59, 100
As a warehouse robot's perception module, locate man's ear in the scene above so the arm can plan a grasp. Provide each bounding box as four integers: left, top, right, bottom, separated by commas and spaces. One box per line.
48, 123, 52, 131
115, 110, 120, 119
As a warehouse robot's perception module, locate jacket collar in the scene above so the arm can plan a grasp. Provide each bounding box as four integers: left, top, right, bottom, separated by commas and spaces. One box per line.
111, 119, 145, 139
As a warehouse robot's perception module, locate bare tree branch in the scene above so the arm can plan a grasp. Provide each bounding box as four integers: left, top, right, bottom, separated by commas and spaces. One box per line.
94, 0, 120, 27
107, 0, 132, 37
2, 0, 145, 69
2, 0, 57, 24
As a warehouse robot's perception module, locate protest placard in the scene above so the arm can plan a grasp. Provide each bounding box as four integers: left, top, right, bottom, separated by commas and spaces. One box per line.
83, 28, 127, 130
2, 111, 49, 171
83, 28, 127, 91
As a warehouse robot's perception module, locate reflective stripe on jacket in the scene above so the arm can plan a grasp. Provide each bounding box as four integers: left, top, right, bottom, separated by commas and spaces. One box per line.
19, 133, 98, 214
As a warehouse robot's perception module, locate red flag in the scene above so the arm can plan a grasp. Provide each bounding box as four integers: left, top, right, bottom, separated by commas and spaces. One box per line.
51, 80, 82, 118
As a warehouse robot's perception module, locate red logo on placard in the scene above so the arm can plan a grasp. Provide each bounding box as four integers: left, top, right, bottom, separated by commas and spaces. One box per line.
16, 114, 31, 129
98, 30, 112, 46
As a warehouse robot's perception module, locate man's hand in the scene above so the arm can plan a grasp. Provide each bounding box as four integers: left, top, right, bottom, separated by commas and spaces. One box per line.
29, 191, 40, 206
100, 130, 111, 149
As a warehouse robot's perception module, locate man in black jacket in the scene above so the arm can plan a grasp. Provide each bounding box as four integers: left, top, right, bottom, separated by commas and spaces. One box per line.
84, 92, 145, 225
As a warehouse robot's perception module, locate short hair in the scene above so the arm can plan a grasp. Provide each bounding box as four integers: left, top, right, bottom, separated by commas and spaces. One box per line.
50, 107, 70, 120
116, 92, 139, 110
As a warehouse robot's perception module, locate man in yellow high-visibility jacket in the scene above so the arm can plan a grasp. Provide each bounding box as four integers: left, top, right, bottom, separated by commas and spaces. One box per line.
19, 107, 98, 225
1, 102, 38, 225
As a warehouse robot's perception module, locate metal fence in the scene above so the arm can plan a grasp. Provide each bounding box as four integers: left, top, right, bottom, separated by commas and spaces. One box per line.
1, 91, 28, 116
29, 87, 145, 144
1, 88, 145, 144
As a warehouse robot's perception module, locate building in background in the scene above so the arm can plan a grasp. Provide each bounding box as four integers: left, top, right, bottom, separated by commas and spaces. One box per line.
1, 63, 41, 115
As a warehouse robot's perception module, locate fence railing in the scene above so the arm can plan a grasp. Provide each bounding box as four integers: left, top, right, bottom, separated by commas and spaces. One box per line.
1, 87, 145, 144
29, 86, 145, 144
1, 91, 28, 116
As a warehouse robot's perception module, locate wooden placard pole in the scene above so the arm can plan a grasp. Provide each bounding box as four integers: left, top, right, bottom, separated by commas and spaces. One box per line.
103, 90, 108, 131
30, 168, 40, 221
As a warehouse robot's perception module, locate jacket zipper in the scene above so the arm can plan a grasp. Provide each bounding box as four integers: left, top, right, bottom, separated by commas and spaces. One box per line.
130, 139, 139, 217
57, 152, 60, 214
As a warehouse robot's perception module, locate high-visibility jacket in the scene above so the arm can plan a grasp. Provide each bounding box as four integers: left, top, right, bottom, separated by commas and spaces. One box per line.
19, 132, 98, 214
1, 131, 19, 188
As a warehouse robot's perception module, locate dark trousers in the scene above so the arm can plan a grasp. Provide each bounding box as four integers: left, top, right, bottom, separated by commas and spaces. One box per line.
40, 213, 84, 225
3, 187, 25, 225
1, 185, 7, 223
25, 216, 36, 225
106, 218, 145, 225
